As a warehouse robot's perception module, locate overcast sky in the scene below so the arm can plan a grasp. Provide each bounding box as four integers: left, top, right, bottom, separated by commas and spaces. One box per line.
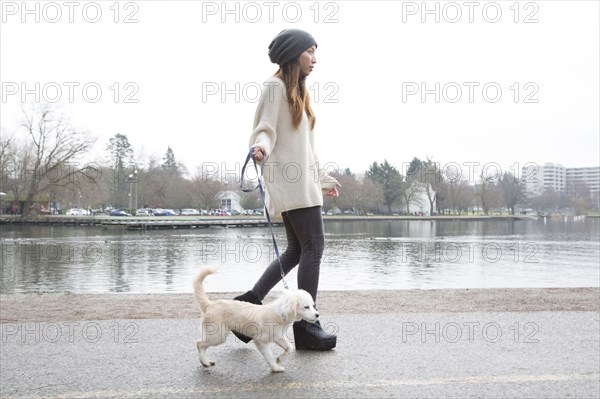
1, 1, 598, 182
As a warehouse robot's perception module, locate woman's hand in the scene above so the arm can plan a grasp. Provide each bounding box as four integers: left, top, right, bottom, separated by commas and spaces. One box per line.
325, 182, 341, 197
252, 147, 264, 163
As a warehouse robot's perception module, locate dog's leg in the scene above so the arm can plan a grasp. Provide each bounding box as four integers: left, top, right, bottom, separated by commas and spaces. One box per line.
196, 340, 215, 367
197, 320, 225, 367
275, 336, 292, 365
255, 341, 285, 372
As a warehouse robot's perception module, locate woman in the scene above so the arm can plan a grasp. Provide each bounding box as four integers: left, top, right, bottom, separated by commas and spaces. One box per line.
233, 29, 340, 351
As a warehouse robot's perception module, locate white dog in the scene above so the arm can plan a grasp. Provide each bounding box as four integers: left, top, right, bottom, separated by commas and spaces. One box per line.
193, 266, 319, 372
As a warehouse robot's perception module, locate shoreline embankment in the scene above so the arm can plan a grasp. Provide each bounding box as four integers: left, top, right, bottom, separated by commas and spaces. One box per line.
2, 287, 598, 323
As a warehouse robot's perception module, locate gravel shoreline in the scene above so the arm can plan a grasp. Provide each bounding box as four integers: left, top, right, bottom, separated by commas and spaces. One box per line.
1, 288, 598, 323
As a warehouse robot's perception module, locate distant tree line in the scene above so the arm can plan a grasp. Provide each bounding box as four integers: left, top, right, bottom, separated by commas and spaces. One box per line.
1, 104, 596, 217
326, 158, 597, 216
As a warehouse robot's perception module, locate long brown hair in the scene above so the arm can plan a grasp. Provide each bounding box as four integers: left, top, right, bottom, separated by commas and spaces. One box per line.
275, 62, 316, 130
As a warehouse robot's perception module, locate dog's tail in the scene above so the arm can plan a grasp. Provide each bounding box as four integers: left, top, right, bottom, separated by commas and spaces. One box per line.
193, 266, 217, 313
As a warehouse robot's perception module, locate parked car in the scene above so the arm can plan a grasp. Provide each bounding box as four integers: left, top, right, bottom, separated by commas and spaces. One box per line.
110, 209, 131, 217
212, 209, 231, 216
66, 208, 88, 216
136, 208, 152, 216
180, 209, 200, 216
153, 208, 178, 216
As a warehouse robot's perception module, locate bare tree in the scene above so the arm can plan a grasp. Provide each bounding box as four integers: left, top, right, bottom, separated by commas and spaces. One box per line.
324, 169, 353, 213
323, 169, 383, 215
191, 168, 226, 211
475, 170, 502, 215
135, 157, 163, 208
398, 178, 421, 215
402, 158, 424, 215
0, 131, 14, 185
334, 170, 358, 212
355, 176, 384, 215
434, 178, 473, 215
569, 181, 593, 214
240, 190, 262, 211
531, 188, 560, 213
420, 159, 443, 215
166, 176, 193, 211
454, 181, 475, 214
500, 172, 525, 215
0, 132, 24, 213
15, 104, 96, 216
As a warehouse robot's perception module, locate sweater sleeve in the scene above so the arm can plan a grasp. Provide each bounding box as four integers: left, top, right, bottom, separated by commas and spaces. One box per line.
248, 79, 285, 157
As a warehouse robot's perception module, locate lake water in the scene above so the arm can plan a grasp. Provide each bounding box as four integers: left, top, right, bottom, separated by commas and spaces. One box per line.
1, 218, 598, 294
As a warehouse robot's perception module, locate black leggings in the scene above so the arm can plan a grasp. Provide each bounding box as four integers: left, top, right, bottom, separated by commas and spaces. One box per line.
251, 206, 324, 302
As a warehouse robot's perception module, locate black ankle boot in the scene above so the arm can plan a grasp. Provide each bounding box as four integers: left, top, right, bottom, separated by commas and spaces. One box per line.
231, 291, 262, 343
293, 320, 337, 351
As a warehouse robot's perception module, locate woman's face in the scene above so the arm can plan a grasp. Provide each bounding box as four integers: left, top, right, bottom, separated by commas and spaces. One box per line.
299, 46, 317, 77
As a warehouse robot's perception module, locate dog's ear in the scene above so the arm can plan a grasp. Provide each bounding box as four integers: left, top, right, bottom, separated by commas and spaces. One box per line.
278, 291, 297, 322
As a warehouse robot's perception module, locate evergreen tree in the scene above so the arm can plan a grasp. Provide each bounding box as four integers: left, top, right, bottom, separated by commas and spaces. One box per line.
365, 160, 403, 214
107, 133, 133, 171
162, 146, 179, 175
106, 133, 135, 207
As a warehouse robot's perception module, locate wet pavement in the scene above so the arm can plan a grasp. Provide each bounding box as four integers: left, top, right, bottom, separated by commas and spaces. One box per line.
2, 311, 599, 398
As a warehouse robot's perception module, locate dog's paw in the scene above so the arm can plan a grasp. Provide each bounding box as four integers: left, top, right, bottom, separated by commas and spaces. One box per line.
271, 365, 285, 373
201, 360, 216, 367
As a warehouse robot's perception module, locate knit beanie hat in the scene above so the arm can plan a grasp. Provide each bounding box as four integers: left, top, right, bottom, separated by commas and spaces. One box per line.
268, 29, 317, 66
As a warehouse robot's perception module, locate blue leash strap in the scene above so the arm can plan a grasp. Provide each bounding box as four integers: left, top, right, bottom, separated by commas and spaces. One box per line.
240, 148, 289, 290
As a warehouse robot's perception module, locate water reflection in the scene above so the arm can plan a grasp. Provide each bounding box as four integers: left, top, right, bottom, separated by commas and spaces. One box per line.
1, 218, 598, 293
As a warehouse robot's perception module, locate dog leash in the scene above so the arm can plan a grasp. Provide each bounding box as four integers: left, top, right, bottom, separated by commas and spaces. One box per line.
240, 148, 289, 290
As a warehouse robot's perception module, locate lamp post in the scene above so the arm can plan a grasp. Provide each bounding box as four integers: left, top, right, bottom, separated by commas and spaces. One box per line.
128, 169, 138, 214
50, 190, 55, 215
134, 169, 138, 212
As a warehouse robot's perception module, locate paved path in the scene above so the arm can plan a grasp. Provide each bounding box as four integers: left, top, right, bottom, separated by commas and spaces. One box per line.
2, 307, 599, 398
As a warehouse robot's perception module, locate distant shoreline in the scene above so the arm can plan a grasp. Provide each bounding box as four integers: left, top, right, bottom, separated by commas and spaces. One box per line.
2, 213, 586, 228
0, 214, 596, 230
0, 214, 547, 230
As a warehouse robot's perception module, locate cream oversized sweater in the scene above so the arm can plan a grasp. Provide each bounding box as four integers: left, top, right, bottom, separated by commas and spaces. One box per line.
249, 76, 338, 217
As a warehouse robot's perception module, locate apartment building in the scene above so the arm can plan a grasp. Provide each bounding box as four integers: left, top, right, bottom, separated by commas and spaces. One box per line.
522, 163, 600, 200
566, 167, 600, 194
